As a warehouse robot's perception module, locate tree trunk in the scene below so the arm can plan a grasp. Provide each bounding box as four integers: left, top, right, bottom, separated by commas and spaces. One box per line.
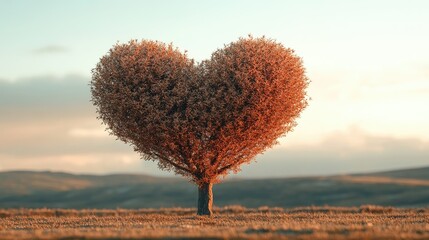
197, 182, 213, 216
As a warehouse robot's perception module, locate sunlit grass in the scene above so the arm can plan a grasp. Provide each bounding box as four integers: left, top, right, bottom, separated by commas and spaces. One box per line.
1, 206, 428, 239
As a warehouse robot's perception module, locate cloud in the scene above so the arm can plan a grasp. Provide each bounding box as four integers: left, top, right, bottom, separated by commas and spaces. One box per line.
0, 75, 428, 177
0, 75, 121, 157
33, 45, 68, 54
0, 153, 154, 175
68, 127, 109, 138
0, 74, 155, 174
238, 127, 429, 178
0, 74, 92, 122
302, 64, 429, 142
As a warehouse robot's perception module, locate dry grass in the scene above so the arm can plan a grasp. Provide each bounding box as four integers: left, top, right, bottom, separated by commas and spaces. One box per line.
1, 206, 428, 239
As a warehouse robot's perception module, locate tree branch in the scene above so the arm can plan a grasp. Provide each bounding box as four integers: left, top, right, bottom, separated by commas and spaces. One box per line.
153, 152, 192, 174
216, 163, 234, 175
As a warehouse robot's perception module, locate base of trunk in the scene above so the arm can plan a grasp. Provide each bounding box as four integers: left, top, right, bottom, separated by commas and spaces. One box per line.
197, 182, 213, 216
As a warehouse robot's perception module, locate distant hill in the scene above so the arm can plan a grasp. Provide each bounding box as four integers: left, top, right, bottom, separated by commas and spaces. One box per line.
0, 171, 175, 195
365, 166, 429, 180
0, 166, 428, 209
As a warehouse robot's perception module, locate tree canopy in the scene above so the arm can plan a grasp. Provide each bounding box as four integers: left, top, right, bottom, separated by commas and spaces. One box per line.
91, 36, 308, 186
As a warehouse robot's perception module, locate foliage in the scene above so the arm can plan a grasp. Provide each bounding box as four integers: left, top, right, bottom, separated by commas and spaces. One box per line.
91, 36, 308, 185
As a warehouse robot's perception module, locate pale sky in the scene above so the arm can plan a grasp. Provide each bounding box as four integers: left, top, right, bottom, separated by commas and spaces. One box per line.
0, 0, 428, 177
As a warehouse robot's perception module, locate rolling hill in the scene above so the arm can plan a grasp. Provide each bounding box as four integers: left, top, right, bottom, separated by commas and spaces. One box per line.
0, 166, 428, 209
365, 166, 429, 180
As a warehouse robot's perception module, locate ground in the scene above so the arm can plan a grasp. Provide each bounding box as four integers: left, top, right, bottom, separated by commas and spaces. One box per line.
1, 206, 428, 239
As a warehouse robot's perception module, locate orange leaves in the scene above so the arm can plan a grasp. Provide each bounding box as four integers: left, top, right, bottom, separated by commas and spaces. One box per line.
91, 36, 308, 186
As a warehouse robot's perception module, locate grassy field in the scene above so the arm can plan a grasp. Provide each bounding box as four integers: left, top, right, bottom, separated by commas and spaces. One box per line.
1, 206, 428, 239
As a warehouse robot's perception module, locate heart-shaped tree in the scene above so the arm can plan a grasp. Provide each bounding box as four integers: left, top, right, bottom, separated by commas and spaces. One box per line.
91, 36, 308, 215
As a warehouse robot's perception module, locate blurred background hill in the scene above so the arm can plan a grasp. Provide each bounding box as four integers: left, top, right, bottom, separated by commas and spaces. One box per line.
1, 166, 428, 209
